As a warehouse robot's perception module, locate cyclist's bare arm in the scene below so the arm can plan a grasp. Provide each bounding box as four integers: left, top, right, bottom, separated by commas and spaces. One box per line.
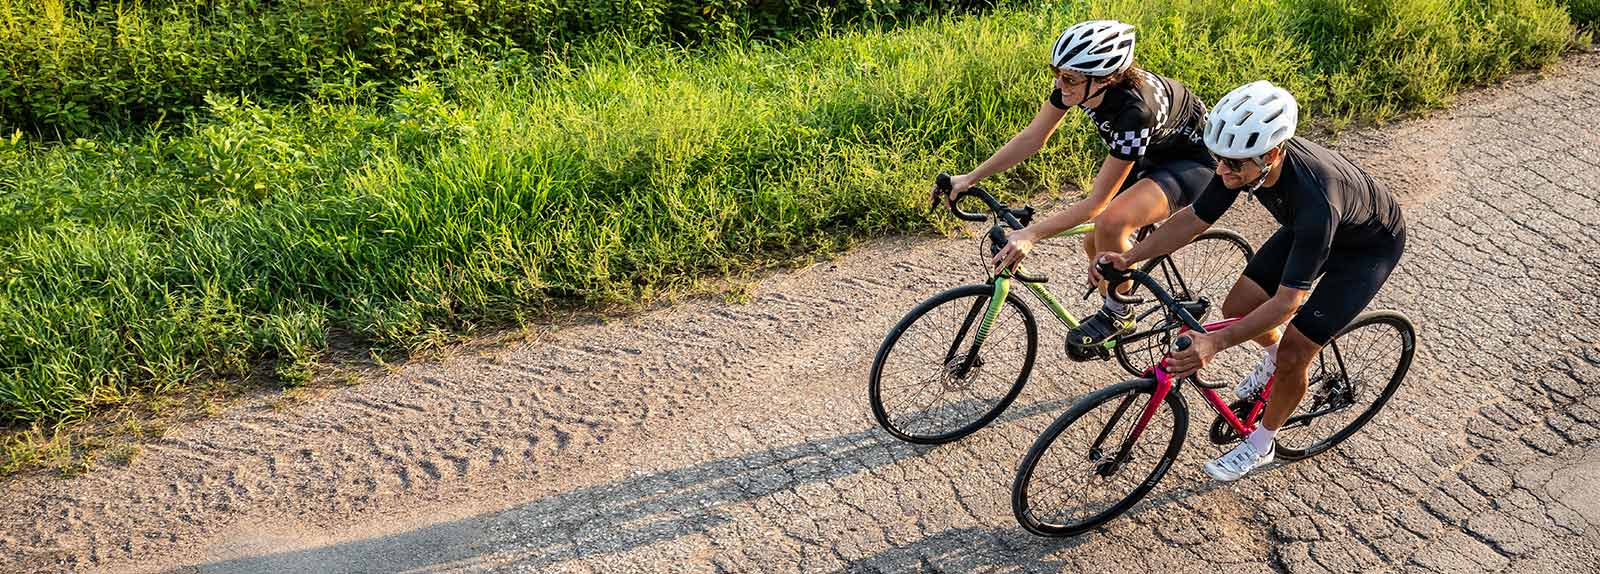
1212, 286, 1308, 349
1024, 156, 1135, 239
1119, 207, 1210, 263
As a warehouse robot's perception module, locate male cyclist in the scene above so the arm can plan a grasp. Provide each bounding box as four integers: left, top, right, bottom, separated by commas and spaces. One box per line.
936, 20, 1214, 352
1091, 80, 1406, 481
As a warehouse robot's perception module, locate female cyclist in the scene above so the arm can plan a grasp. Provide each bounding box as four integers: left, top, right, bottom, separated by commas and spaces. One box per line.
937, 20, 1215, 349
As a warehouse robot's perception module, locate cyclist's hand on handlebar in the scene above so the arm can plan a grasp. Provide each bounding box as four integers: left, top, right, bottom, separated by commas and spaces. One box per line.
992, 229, 1036, 272
935, 173, 977, 207
1087, 252, 1130, 287
1166, 332, 1218, 379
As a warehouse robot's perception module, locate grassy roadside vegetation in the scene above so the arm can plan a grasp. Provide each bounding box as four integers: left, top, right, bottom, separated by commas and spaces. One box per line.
1, 0, 997, 136
0, 0, 1585, 439
1566, 0, 1600, 27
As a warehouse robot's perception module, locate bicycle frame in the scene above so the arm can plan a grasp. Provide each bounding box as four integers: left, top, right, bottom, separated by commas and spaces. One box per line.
1140, 317, 1263, 439
947, 223, 1095, 373
970, 221, 1145, 344
952, 222, 1192, 378
1098, 314, 1373, 478
1081, 316, 1246, 474
1010, 221, 1095, 321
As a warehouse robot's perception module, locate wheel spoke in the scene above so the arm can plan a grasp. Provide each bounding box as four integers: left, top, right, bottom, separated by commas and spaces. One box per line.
1275, 317, 1410, 455
871, 290, 1034, 440
1017, 385, 1179, 533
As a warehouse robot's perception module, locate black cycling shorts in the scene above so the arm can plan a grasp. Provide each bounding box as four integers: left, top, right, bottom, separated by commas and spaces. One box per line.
1119, 156, 1218, 212
1241, 227, 1407, 345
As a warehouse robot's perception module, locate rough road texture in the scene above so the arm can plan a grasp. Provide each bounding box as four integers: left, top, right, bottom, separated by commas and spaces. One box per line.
4, 54, 1600, 574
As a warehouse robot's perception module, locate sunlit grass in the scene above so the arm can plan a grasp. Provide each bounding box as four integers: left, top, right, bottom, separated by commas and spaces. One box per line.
0, 0, 1577, 423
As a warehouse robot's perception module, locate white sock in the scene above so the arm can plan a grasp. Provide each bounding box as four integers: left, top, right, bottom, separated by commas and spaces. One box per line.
1265, 326, 1285, 359
1103, 294, 1127, 313
1246, 426, 1276, 452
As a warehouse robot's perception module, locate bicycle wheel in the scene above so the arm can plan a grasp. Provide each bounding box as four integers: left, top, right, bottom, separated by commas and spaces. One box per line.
1275, 311, 1416, 461
869, 284, 1038, 444
1115, 229, 1255, 375
1012, 378, 1188, 537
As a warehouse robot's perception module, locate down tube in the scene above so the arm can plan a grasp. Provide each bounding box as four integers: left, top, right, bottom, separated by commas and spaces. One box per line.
1022, 281, 1079, 329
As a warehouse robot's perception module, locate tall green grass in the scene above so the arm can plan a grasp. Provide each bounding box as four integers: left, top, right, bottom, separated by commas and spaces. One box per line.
0, 0, 996, 135
0, 0, 1577, 423
1564, 0, 1600, 27
1285, 0, 1572, 122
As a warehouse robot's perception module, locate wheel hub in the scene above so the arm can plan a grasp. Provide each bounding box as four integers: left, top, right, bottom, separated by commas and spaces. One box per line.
1307, 373, 1357, 413
941, 353, 984, 391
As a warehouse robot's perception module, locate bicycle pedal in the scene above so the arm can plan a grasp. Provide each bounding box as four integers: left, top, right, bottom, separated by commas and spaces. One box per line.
1064, 340, 1110, 362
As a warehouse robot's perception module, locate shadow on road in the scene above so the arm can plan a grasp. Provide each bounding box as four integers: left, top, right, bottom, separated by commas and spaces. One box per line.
180, 395, 1231, 573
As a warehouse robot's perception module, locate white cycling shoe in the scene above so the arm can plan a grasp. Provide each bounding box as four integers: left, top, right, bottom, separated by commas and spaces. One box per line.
1235, 350, 1276, 399
1204, 440, 1275, 482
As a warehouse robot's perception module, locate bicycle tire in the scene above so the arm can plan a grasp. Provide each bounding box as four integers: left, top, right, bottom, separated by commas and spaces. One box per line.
869, 284, 1038, 444
1275, 310, 1416, 461
1115, 228, 1255, 376
1012, 378, 1188, 537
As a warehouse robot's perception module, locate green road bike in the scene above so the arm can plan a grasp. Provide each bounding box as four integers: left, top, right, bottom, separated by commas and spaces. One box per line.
868, 174, 1253, 444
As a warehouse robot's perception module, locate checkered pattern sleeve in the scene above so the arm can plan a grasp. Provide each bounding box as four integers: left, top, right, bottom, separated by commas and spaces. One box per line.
1105, 104, 1153, 161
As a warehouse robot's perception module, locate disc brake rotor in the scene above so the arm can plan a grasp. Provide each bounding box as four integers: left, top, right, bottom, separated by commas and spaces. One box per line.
941, 353, 984, 391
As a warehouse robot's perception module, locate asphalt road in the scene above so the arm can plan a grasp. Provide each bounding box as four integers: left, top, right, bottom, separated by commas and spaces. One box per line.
3, 54, 1598, 574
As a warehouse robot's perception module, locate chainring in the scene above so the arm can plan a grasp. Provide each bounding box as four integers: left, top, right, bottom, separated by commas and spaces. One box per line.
1208, 399, 1256, 445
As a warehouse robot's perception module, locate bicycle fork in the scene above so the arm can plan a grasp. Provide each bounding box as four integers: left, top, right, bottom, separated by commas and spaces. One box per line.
1089, 369, 1177, 476
944, 277, 1012, 377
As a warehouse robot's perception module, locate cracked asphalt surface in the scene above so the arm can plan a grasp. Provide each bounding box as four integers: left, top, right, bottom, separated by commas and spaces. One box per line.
3, 54, 1599, 574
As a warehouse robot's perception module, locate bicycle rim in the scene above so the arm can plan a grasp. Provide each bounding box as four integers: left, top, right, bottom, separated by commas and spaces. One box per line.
1275, 311, 1416, 460
869, 284, 1038, 444
1116, 229, 1254, 376
1012, 378, 1187, 537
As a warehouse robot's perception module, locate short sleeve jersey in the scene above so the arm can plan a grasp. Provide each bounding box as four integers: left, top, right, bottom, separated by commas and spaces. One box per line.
1050, 69, 1208, 164
1191, 137, 1407, 290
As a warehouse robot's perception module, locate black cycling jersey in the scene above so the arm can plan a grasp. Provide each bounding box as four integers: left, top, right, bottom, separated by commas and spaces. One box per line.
1050, 69, 1209, 164
1192, 137, 1407, 291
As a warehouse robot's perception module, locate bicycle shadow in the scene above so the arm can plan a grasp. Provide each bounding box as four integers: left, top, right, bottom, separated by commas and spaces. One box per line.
178, 396, 1083, 573
838, 473, 1240, 573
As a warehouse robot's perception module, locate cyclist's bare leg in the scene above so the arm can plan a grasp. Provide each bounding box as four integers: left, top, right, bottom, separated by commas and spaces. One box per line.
1092, 179, 1170, 295
1221, 276, 1283, 348
1203, 321, 1310, 480
1262, 325, 1319, 429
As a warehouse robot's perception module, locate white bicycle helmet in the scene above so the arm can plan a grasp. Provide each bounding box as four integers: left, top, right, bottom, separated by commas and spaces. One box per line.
1205, 80, 1298, 158
1051, 20, 1136, 77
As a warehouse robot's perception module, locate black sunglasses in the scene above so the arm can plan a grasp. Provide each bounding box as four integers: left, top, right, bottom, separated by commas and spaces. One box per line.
1212, 154, 1264, 172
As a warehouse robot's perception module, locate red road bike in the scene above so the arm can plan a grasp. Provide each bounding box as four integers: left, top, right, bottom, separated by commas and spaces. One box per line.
1011, 263, 1416, 537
